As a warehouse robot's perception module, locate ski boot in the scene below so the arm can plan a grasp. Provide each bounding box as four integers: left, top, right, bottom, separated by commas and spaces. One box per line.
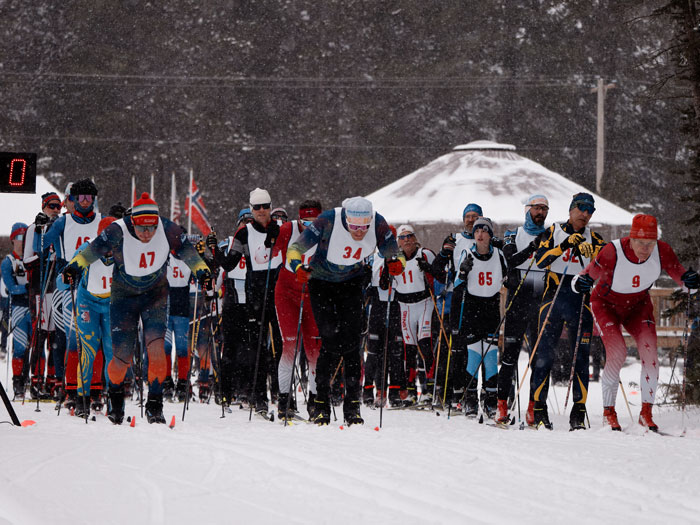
254, 397, 269, 418
525, 400, 535, 426
638, 402, 658, 432
481, 391, 498, 420
496, 399, 510, 425
29, 378, 43, 400
533, 402, 553, 430
362, 385, 375, 407
75, 396, 91, 418
603, 406, 622, 431
388, 386, 403, 408
198, 381, 211, 403
162, 376, 175, 399
107, 387, 125, 425
463, 389, 479, 418
343, 400, 364, 426
145, 394, 166, 424
419, 381, 434, 406
45, 376, 58, 400
569, 403, 587, 431
12, 376, 25, 399
64, 390, 78, 411
374, 390, 387, 409
403, 385, 418, 407
277, 393, 297, 420
175, 379, 190, 402
313, 399, 331, 426
307, 392, 317, 421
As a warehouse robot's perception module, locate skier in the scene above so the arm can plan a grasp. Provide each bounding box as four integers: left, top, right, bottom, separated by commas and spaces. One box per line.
2, 223, 31, 398
73, 216, 117, 416
61, 192, 211, 424
287, 196, 404, 425
164, 251, 192, 401
207, 188, 283, 416
39, 179, 102, 408
529, 192, 605, 430
271, 200, 323, 420
572, 213, 698, 431
393, 224, 440, 405
496, 194, 549, 423
430, 202, 483, 405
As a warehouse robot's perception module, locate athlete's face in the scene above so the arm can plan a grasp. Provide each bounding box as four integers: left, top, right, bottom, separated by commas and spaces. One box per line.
134, 224, 157, 243
12, 238, 23, 254
474, 228, 491, 254
65, 199, 75, 214
630, 238, 656, 263
463, 211, 480, 233
349, 226, 369, 241
397, 231, 417, 256
252, 204, 271, 226
528, 205, 548, 226
43, 200, 62, 219
568, 206, 592, 232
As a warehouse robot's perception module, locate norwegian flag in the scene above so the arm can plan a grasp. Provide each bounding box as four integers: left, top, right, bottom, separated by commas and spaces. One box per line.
184, 178, 212, 235
172, 199, 182, 225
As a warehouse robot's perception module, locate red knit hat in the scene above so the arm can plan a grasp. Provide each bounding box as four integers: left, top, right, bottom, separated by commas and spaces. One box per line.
98, 216, 117, 235
131, 192, 159, 226
630, 214, 657, 240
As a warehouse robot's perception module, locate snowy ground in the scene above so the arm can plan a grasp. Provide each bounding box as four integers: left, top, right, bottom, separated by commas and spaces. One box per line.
2, 354, 700, 525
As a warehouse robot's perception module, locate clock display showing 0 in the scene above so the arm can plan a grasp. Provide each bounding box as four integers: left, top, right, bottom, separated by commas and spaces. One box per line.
0, 152, 37, 194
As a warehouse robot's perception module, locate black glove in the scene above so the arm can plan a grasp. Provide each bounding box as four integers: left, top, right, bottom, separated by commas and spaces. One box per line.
682, 268, 699, 290
491, 237, 504, 250
195, 267, 212, 287
441, 234, 457, 256
458, 254, 473, 281
416, 257, 432, 274
61, 261, 82, 284
35, 212, 49, 228
573, 274, 594, 294
560, 232, 585, 251
205, 232, 218, 252
264, 221, 280, 248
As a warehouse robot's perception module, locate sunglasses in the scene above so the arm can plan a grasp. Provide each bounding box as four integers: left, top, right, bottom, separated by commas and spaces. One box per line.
301, 220, 314, 227
13, 234, 25, 241
45, 203, 62, 210
398, 233, 415, 240
252, 203, 271, 210
347, 223, 370, 232
575, 203, 595, 214
77, 194, 94, 203
134, 224, 157, 233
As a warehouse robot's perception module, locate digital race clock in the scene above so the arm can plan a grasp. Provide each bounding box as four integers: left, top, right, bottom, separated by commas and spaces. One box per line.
0, 152, 37, 194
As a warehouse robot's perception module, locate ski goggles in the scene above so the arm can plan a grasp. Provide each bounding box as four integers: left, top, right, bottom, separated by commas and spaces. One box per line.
12, 234, 25, 241
574, 202, 595, 214
251, 203, 271, 210
347, 223, 370, 232
76, 194, 94, 203
134, 224, 157, 233
301, 219, 314, 227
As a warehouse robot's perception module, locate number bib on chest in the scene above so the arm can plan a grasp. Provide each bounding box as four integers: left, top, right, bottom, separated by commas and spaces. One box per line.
611, 239, 660, 294
86, 259, 114, 295
395, 249, 427, 294
467, 252, 503, 298
246, 223, 282, 271
284, 221, 317, 272
117, 219, 170, 277
327, 208, 377, 266
224, 236, 247, 279
63, 214, 101, 258
167, 254, 192, 287
548, 224, 592, 275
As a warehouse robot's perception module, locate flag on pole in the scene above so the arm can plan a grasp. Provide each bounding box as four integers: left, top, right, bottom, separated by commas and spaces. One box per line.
184, 175, 212, 235
170, 172, 181, 224
131, 176, 136, 207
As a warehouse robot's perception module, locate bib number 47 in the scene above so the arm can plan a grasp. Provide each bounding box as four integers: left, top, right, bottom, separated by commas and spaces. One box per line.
139, 251, 156, 268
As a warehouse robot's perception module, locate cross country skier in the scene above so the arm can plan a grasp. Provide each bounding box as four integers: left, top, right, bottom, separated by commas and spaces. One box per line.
572, 214, 698, 431
271, 200, 323, 420
165, 251, 193, 401
2, 223, 31, 398
393, 224, 440, 405
430, 203, 483, 406
496, 194, 549, 424
73, 216, 117, 416
61, 193, 211, 424
39, 179, 102, 409
529, 192, 605, 430
207, 188, 283, 417
286, 196, 404, 425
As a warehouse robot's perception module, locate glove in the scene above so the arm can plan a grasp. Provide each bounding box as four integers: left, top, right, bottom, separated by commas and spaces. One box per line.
572, 274, 594, 294
441, 234, 456, 255
205, 232, 218, 252
61, 261, 82, 284
416, 257, 432, 274
195, 268, 212, 287
578, 242, 595, 259
386, 258, 404, 276
560, 233, 585, 251
491, 237, 504, 250
264, 221, 280, 248
35, 212, 49, 226
296, 265, 312, 284
682, 268, 699, 290
458, 254, 474, 280
195, 240, 206, 256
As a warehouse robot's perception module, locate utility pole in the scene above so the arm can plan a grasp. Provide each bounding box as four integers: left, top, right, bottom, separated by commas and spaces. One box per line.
591, 78, 615, 195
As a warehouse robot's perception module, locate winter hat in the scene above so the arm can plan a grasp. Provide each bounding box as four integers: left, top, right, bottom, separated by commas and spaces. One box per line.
524, 194, 549, 208
472, 217, 494, 237
249, 188, 271, 206
271, 207, 288, 219
629, 214, 658, 240
298, 200, 322, 220
397, 224, 415, 237
70, 178, 98, 197
108, 202, 127, 219
237, 207, 253, 224
41, 192, 61, 209
462, 203, 483, 218
97, 216, 117, 235
342, 196, 373, 225
569, 192, 595, 213
10, 222, 27, 241
131, 192, 159, 226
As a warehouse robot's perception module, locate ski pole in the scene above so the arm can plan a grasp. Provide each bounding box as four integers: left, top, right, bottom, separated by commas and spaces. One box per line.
430, 296, 446, 409
680, 289, 694, 435
284, 284, 306, 426
564, 292, 588, 410
618, 379, 634, 423
69, 279, 89, 423
329, 357, 343, 421
182, 285, 200, 421
379, 280, 394, 428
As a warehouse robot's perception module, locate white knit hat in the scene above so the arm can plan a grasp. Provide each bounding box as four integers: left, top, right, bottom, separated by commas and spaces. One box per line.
342, 196, 373, 225
249, 187, 271, 206
397, 224, 414, 237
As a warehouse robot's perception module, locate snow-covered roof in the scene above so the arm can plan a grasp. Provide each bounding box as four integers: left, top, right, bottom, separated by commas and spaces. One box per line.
0, 176, 64, 236
366, 141, 635, 227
